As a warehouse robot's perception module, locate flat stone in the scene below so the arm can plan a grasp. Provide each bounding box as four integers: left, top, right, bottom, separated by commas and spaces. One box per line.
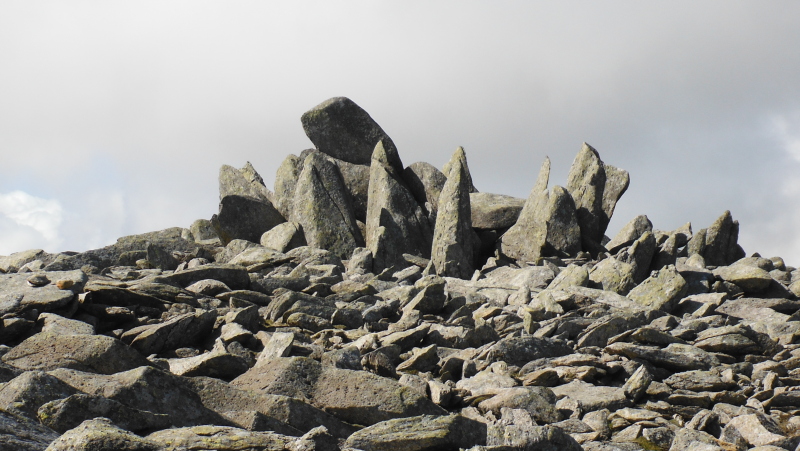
551, 380, 630, 413
38, 393, 171, 434
0, 409, 59, 451
46, 418, 161, 451
605, 342, 720, 372
212, 194, 286, 245
627, 265, 687, 313
713, 265, 773, 293
470, 192, 525, 230
0, 270, 87, 316
147, 425, 290, 451
344, 414, 487, 451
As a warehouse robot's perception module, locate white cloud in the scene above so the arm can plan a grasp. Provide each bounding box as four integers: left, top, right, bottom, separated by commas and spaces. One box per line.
0, 191, 64, 254
772, 114, 800, 163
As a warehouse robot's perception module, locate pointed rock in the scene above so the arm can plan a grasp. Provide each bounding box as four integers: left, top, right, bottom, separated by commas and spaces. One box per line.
273, 154, 303, 220
219, 162, 273, 204
566, 143, 606, 247
627, 265, 688, 313
430, 152, 475, 279
703, 210, 745, 266
606, 215, 653, 254
534, 156, 551, 193
499, 185, 581, 263
617, 230, 657, 283
442, 146, 478, 193
260, 222, 306, 253
300, 148, 371, 221
600, 163, 630, 234
291, 153, 364, 259
301, 97, 404, 174
403, 161, 447, 216
366, 141, 434, 272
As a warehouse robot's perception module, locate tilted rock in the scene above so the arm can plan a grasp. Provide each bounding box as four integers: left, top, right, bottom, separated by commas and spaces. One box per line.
551, 380, 631, 413
38, 393, 171, 434
365, 141, 434, 272
45, 418, 161, 451
430, 149, 476, 279
566, 143, 629, 251
0, 249, 48, 273
344, 414, 488, 451
712, 264, 773, 293
0, 371, 78, 420
588, 257, 636, 295
122, 309, 217, 356
403, 161, 447, 216
290, 152, 364, 259
470, 192, 526, 230
2, 332, 150, 374
700, 210, 745, 266
442, 146, 478, 193
260, 222, 306, 253
212, 194, 286, 245
273, 154, 303, 220
627, 265, 688, 313
617, 229, 657, 283
301, 96, 404, 173
147, 425, 291, 451
219, 161, 273, 204
499, 183, 581, 263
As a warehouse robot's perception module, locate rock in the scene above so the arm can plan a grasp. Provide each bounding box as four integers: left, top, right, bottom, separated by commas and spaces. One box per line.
2, 332, 149, 374
190, 218, 218, 243
470, 192, 526, 230
167, 351, 249, 380
551, 380, 630, 413
0, 249, 47, 273
403, 162, 447, 215
0, 270, 86, 316
0, 371, 78, 419
147, 425, 290, 451
365, 141, 433, 272
0, 409, 59, 451
212, 194, 286, 245
299, 148, 373, 222
49, 366, 227, 427
627, 265, 688, 313
219, 161, 273, 204
344, 414, 487, 451
488, 423, 584, 451
600, 164, 631, 236
291, 152, 364, 259
589, 257, 636, 294
38, 313, 94, 335
231, 357, 446, 425
123, 310, 217, 356
301, 97, 404, 173
430, 149, 475, 279
38, 393, 171, 433
478, 386, 561, 424
273, 154, 303, 220
260, 222, 306, 253
713, 264, 773, 293
702, 211, 743, 266
499, 183, 581, 263
720, 414, 793, 449
605, 342, 720, 371
606, 215, 653, 254
45, 418, 161, 451
442, 146, 478, 193
622, 365, 652, 402
617, 230, 657, 283
485, 336, 573, 367
163, 263, 250, 290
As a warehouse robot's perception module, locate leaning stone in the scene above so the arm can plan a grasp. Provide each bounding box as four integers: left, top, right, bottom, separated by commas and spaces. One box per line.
365, 141, 433, 272
470, 192, 525, 230
600, 164, 630, 236
499, 184, 581, 263
566, 143, 607, 248
712, 264, 772, 293
702, 211, 743, 266
45, 418, 161, 451
124, 310, 217, 356
38, 393, 171, 434
606, 215, 653, 254
617, 230, 657, 283
430, 150, 475, 279
627, 265, 687, 313
212, 194, 286, 245
2, 332, 149, 374
260, 222, 306, 253
345, 414, 487, 451
300, 148, 372, 221
605, 342, 720, 372
290, 152, 364, 259
273, 154, 303, 220
720, 414, 793, 449
219, 161, 273, 204
622, 365, 652, 402
167, 351, 249, 380
0, 371, 78, 420
147, 425, 291, 451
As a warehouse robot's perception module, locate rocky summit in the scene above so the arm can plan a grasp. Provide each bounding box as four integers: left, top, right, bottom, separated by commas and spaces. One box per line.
1, 97, 799, 451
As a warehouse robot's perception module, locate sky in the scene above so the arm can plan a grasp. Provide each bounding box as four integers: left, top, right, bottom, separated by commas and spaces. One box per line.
1, 1, 800, 266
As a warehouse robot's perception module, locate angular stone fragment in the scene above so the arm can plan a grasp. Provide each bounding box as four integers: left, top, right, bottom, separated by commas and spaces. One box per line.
0, 371, 77, 419
212, 194, 286, 245
470, 192, 525, 229
219, 161, 273, 203
617, 230, 657, 283
607, 216, 653, 255
299, 149, 373, 221
273, 154, 303, 220
260, 222, 306, 253
720, 414, 792, 449
2, 332, 149, 374
124, 310, 217, 356
365, 141, 434, 272
712, 264, 772, 293
163, 263, 251, 290
46, 418, 161, 451
485, 336, 573, 367
663, 370, 738, 392
499, 184, 581, 263
702, 210, 744, 266
38, 393, 171, 433
291, 152, 364, 259
147, 425, 290, 451
627, 265, 688, 313
302, 96, 403, 170
0, 269, 86, 317
403, 161, 447, 215
478, 386, 561, 424
167, 351, 249, 380
551, 380, 630, 413
442, 146, 478, 193
601, 164, 631, 237
430, 150, 475, 279
622, 365, 652, 402
589, 257, 636, 295
0, 249, 47, 273
605, 342, 720, 371
344, 414, 487, 451
0, 409, 59, 451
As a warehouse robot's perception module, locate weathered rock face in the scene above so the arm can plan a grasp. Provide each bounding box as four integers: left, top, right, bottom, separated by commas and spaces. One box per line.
1, 96, 798, 451
212, 194, 286, 245
365, 141, 434, 272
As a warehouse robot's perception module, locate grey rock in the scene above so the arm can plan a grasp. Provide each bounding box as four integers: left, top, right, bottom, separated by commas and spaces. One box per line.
589, 257, 636, 295
488, 423, 583, 451
0, 249, 47, 273
2, 332, 150, 374
0, 269, 86, 316
163, 263, 250, 290
622, 365, 652, 402
442, 146, 478, 193
470, 192, 526, 230
663, 370, 738, 392
146, 241, 180, 270
547, 264, 590, 291
49, 366, 228, 427
551, 380, 630, 413
702, 211, 744, 266
499, 184, 581, 263
273, 154, 303, 220
38, 312, 94, 335
652, 233, 679, 271
485, 335, 573, 367
147, 425, 290, 451
430, 150, 475, 279
565, 143, 606, 249
478, 386, 561, 424
605, 342, 720, 371
212, 194, 286, 245
219, 161, 273, 204
302, 97, 404, 173
123, 310, 217, 356
38, 393, 171, 433
600, 164, 631, 237
606, 215, 652, 254
45, 418, 161, 451
189, 218, 218, 243
720, 414, 792, 449
617, 230, 657, 283
344, 414, 487, 451
403, 161, 447, 216
291, 152, 364, 259
713, 264, 773, 293
365, 141, 433, 272
300, 148, 372, 222
231, 357, 446, 425
0, 409, 59, 451
260, 222, 306, 253
627, 265, 687, 313
167, 351, 249, 380
0, 371, 78, 419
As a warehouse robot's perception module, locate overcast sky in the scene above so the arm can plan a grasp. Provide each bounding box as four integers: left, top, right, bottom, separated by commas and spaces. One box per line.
1, 1, 800, 266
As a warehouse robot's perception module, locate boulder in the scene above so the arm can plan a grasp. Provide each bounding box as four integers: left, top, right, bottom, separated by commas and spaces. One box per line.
344, 414, 487, 451
442, 146, 478, 193
44, 418, 161, 451
123, 310, 217, 356
147, 425, 290, 451
702, 210, 744, 266
430, 149, 476, 279
38, 394, 171, 433
0, 270, 87, 317
403, 161, 447, 215
212, 194, 286, 245
607, 216, 653, 254
219, 161, 273, 204
470, 192, 525, 230
365, 141, 433, 272
0, 409, 59, 451
627, 265, 688, 313
260, 221, 306, 253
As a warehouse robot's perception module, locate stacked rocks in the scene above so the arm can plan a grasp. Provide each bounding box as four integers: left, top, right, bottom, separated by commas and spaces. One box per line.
0, 97, 798, 450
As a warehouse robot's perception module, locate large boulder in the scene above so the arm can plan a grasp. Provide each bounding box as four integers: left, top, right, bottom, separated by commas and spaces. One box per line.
219, 161, 273, 204
430, 149, 476, 279
212, 194, 285, 245
45, 418, 161, 451
344, 414, 487, 451
365, 141, 434, 272
122, 310, 217, 356
442, 146, 478, 193
699, 210, 745, 266
606, 215, 653, 254
147, 425, 291, 451
470, 192, 525, 230
0, 270, 86, 317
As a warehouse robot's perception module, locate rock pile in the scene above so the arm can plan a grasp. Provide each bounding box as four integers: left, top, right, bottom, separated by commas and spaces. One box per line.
0, 96, 799, 450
